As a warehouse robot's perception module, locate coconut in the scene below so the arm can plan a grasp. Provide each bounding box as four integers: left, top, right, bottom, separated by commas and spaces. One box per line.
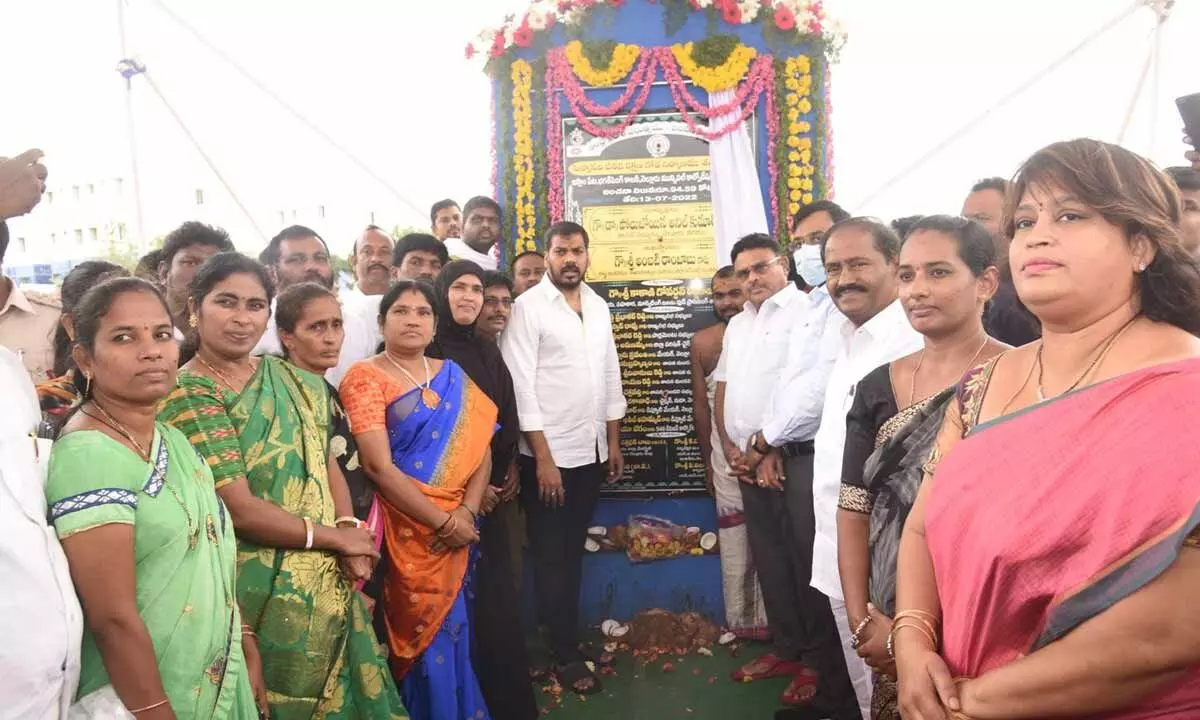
685, 526, 701, 536
587, 525, 607, 537
718, 631, 737, 646
601, 619, 619, 637
584, 538, 600, 552
609, 623, 630, 638
699, 532, 718, 552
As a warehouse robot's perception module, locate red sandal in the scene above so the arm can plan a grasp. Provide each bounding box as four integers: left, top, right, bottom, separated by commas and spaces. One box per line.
780, 667, 819, 706
730, 653, 807, 682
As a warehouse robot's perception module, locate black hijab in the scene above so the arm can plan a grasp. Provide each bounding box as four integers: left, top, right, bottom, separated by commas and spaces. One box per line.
426, 260, 520, 485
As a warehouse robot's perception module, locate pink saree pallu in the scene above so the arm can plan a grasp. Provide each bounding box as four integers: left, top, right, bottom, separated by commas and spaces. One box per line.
926, 358, 1200, 719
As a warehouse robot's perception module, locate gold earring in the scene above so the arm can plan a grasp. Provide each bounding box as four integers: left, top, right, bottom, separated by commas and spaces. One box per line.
188, 313, 199, 328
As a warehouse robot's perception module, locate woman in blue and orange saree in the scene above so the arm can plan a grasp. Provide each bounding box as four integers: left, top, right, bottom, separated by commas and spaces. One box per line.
893, 140, 1200, 720
340, 280, 497, 720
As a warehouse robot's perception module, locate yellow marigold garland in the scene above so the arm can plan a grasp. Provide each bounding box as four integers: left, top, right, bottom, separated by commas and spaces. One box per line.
511, 59, 536, 252
564, 40, 641, 87
783, 55, 815, 216
671, 41, 757, 94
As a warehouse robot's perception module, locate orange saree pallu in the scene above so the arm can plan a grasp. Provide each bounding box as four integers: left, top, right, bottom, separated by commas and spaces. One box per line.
926, 358, 1200, 719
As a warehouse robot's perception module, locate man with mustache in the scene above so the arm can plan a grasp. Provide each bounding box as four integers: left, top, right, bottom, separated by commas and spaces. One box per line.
253, 225, 375, 385
962, 177, 1040, 346
392, 233, 449, 283
689, 266, 770, 640
501, 221, 626, 697
807, 219, 923, 719
445, 196, 501, 271
343, 225, 394, 350
475, 271, 514, 343
430, 198, 462, 241
714, 234, 848, 715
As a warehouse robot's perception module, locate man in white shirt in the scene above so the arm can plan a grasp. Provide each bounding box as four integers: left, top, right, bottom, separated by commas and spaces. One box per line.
811, 219, 924, 718
501, 221, 626, 691
713, 235, 856, 715
342, 225, 394, 351
252, 225, 375, 386
0, 345, 82, 718
444, 196, 500, 271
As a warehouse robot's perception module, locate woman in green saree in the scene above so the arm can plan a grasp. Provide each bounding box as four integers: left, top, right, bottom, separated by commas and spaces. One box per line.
158, 253, 406, 719
47, 276, 260, 719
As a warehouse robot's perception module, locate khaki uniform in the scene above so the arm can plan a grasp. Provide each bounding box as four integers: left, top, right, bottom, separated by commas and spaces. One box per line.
0, 278, 60, 383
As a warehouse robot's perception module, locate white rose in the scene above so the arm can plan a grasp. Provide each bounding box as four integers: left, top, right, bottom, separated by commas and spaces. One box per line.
738, 0, 761, 22
528, 11, 547, 31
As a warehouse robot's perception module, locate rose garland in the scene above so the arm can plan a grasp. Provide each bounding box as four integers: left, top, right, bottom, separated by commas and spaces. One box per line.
546, 59, 565, 223
783, 55, 815, 216
564, 40, 641, 87
511, 59, 537, 252
489, 82, 500, 201
670, 41, 757, 93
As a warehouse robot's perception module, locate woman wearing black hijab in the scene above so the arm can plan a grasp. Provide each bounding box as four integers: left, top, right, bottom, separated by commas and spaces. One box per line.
428, 260, 537, 720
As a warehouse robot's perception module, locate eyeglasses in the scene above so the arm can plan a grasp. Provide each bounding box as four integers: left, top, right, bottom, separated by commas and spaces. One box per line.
734, 256, 784, 281
482, 297, 513, 309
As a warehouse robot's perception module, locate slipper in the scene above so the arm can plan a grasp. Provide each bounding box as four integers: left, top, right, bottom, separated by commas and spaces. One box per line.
731, 653, 807, 682
555, 660, 603, 695
780, 668, 819, 706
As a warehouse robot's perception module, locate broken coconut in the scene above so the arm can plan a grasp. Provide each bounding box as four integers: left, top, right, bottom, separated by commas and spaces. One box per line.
584, 537, 601, 553
587, 525, 607, 537
600, 619, 619, 636
699, 532, 718, 552
718, 631, 737, 645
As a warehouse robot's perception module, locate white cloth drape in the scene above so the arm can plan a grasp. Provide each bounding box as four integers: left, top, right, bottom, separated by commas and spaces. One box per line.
707, 88, 769, 269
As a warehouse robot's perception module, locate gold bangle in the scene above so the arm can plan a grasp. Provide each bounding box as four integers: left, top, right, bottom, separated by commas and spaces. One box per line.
129, 698, 170, 714
893, 610, 941, 645
334, 516, 363, 528
892, 619, 938, 650
894, 608, 940, 624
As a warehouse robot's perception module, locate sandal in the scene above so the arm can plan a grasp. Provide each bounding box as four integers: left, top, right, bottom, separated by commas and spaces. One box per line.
555, 661, 603, 695
731, 653, 806, 682
780, 668, 819, 706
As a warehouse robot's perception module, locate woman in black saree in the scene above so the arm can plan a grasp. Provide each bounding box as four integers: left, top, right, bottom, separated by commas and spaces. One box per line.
834, 215, 1008, 719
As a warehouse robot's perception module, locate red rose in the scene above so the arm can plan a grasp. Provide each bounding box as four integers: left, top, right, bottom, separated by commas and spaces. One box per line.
721, 2, 742, 24
465, 43, 477, 60
513, 22, 534, 48
774, 4, 796, 30
490, 32, 506, 58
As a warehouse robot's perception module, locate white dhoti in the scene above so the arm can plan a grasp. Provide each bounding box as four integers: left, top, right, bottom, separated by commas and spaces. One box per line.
708, 373, 769, 638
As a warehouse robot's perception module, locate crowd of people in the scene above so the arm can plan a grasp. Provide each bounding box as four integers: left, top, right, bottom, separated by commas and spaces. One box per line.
0, 136, 1199, 720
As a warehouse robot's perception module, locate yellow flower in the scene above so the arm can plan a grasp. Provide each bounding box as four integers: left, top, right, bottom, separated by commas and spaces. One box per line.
799, 138, 813, 150
788, 165, 802, 177
785, 78, 799, 91
800, 178, 814, 191
565, 41, 641, 87
796, 121, 811, 133
800, 149, 812, 163
787, 177, 801, 190
788, 202, 800, 215
672, 42, 757, 93
788, 150, 801, 162
787, 108, 799, 122
787, 135, 800, 148
511, 59, 536, 249
802, 193, 814, 204
786, 93, 799, 107
795, 56, 811, 74
798, 98, 813, 114
789, 189, 802, 201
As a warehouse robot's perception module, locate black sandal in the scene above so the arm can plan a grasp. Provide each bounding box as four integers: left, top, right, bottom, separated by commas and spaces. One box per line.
555, 661, 603, 695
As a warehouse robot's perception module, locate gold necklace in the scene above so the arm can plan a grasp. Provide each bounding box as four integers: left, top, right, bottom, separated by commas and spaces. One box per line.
908, 336, 990, 408
384, 351, 441, 408
86, 401, 151, 461
1035, 316, 1138, 401
196, 353, 255, 392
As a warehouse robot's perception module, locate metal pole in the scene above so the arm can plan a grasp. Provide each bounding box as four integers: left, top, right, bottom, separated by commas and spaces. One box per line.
117, 0, 148, 253
1117, 31, 1156, 144
1149, 11, 1164, 157
140, 71, 268, 242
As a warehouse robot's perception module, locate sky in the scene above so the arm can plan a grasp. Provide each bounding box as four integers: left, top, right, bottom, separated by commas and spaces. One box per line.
1, 0, 1196, 258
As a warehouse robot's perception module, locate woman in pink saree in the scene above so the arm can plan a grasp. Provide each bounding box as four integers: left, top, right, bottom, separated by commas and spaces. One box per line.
894, 139, 1200, 720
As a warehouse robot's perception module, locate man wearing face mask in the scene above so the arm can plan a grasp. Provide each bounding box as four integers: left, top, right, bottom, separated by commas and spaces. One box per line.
689, 266, 769, 640
790, 200, 849, 313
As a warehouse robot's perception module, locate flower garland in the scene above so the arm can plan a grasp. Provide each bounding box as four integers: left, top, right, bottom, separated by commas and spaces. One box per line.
531, 58, 550, 250
659, 52, 776, 142
470, 0, 847, 73
564, 40, 641, 87
670, 41, 757, 93
489, 81, 500, 201
546, 58, 565, 223
782, 54, 815, 217
511, 59, 537, 252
